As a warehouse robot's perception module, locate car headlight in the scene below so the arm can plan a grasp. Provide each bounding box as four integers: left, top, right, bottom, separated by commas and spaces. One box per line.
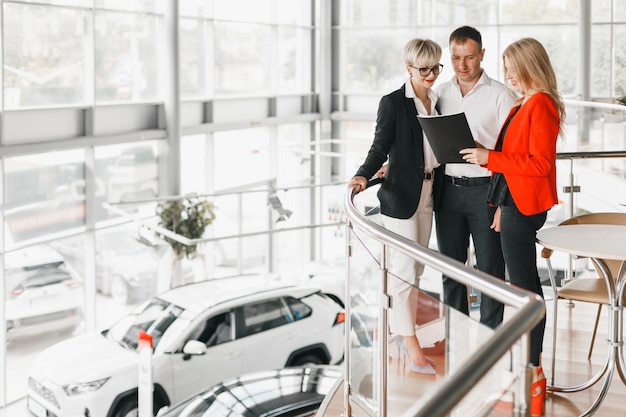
63, 378, 109, 396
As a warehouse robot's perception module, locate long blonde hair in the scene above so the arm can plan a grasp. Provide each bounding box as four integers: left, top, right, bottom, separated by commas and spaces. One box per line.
503, 38, 565, 135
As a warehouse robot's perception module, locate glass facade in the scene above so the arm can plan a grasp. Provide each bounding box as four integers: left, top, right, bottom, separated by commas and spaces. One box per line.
3, 3, 88, 108
4, 150, 86, 244
0, 0, 625, 410
94, 9, 160, 103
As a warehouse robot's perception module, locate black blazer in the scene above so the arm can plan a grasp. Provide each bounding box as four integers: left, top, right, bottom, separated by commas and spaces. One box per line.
355, 84, 444, 219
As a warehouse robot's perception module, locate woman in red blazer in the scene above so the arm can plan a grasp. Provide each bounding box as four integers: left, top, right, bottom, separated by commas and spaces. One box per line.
460, 37, 565, 416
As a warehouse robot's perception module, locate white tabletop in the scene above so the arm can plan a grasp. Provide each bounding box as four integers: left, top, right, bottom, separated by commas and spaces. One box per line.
536, 224, 626, 261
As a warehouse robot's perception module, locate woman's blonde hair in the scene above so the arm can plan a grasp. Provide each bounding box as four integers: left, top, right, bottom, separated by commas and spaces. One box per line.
503, 38, 565, 135
403, 38, 442, 67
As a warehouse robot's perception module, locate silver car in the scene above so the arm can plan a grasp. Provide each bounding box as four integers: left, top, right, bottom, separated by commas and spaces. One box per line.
6, 245, 83, 341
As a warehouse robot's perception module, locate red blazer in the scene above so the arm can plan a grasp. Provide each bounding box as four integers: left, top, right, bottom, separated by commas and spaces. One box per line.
487, 92, 559, 216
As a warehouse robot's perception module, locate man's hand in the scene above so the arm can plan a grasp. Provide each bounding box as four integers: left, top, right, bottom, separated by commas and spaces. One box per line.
376, 164, 388, 178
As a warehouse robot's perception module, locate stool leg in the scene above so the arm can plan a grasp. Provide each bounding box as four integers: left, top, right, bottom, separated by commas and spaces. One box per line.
587, 304, 603, 360
546, 257, 559, 387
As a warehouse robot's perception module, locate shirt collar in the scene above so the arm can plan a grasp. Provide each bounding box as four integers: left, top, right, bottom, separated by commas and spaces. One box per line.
404, 79, 437, 102
452, 69, 492, 90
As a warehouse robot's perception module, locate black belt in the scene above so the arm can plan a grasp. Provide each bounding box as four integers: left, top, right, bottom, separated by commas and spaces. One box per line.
445, 175, 490, 187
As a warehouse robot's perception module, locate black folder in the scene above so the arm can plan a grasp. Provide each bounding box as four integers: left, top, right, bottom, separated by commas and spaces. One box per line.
417, 112, 476, 164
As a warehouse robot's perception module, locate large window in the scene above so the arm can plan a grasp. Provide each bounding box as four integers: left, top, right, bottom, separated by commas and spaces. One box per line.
214, 22, 273, 95
95, 142, 159, 205
94, 9, 160, 103
4, 150, 85, 246
3, 3, 88, 109
179, 123, 318, 277
179, 1, 313, 99
336, 0, 626, 197
338, 0, 625, 99
2, 0, 626, 412
180, 18, 211, 98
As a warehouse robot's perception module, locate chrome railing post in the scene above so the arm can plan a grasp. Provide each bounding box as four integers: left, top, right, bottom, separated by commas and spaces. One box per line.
378, 244, 389, 417
513, 334, 532, 417
343, 220, 353, 417
566, 158, 576, 286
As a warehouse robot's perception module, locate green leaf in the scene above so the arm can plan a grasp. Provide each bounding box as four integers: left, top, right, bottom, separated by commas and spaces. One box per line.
156, 193, 215, 260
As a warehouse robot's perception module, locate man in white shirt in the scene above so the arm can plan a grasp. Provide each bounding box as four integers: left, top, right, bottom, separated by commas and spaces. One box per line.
434, 26, 516, 329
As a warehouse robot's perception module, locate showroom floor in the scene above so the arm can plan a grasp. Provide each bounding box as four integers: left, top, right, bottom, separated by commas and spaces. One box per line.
0, 398, 26, 416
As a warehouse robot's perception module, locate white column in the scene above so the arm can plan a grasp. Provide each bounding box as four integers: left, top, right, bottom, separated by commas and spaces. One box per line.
161, 0, 181, 197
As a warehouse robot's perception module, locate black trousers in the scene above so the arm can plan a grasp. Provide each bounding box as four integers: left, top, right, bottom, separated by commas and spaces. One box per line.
500, 203, 547, 366
435, 180, 506, 329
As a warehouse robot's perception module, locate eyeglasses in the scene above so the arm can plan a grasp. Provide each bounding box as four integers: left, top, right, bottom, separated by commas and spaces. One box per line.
410, 64, 444, 77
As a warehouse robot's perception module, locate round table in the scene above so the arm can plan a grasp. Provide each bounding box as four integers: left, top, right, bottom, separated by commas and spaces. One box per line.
537, 224, 626, 417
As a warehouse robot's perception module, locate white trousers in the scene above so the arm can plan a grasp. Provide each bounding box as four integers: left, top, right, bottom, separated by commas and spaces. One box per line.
381, 180, 434, 336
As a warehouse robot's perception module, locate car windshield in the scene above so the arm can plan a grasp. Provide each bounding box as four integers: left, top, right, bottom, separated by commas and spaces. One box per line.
7, 262, 72, 292
106, 298, 184, 351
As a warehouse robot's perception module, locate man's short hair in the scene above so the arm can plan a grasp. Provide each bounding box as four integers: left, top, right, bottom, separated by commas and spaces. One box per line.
449, 26, 482, 49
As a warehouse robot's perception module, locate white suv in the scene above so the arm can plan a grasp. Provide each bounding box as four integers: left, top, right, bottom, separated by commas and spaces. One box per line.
6, 245, 83, 340
26, 274, 345, 417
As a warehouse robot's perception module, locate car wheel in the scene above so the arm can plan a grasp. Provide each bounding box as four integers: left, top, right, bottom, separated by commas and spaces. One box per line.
111, 275, 130, 304
113, 397, 138, 417
292, 354, 323, 366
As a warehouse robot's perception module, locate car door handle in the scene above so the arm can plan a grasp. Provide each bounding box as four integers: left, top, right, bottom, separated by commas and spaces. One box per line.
225, 351, 242, 360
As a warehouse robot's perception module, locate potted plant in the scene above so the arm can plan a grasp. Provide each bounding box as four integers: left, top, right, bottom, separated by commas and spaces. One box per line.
156, 193, 216, 260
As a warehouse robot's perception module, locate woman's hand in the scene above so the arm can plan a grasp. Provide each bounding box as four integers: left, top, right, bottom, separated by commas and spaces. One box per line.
459, 148, 489, 166
491, 207, 501, 232
348, 176, 368, 193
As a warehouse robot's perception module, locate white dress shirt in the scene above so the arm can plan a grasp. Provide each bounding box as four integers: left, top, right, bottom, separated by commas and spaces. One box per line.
436, 70, 516, 178
405, 78, 441, 172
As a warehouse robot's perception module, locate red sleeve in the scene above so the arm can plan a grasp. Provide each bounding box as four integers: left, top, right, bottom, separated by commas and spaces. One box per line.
487, 93, 559, 177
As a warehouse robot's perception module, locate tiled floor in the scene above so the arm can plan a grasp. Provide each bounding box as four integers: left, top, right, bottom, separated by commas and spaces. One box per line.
0, 398, 27, 416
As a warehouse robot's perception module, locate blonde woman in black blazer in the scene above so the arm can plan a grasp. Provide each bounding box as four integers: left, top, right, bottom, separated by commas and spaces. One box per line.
349, 38, 443, 375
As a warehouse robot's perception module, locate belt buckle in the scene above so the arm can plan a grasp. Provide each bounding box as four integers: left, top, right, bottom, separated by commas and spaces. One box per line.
449, 176, 466, 186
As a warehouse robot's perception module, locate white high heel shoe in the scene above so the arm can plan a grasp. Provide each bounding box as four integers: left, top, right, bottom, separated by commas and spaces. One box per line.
395, 336, 436, 375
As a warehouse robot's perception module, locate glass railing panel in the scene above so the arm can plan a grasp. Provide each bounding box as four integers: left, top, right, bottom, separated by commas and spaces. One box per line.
566, 157, 626, 215
385, 275, 517, 416
347, 225, 382, 413
560, 103, 625, 153
551, 156, 626, 224
347, 221, 520, 417
318, 183, 351, 260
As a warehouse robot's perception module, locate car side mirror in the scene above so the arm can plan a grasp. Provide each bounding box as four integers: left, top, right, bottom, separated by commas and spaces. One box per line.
156, 405, 169, 416
182, 340, 207, 356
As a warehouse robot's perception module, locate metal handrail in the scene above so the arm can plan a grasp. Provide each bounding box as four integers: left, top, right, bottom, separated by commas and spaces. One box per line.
557, 150, 626, 160
343, 181, 546, 417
